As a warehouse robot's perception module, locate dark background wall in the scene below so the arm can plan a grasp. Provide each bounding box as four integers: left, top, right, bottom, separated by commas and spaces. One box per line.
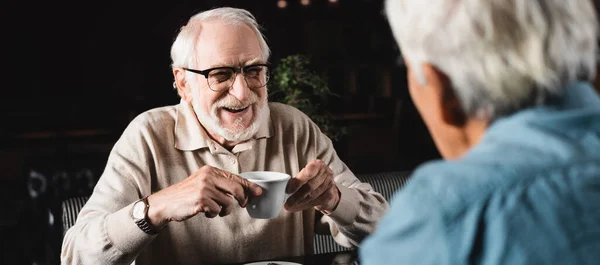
1, 0, 599, 265
2, 0, 439, 175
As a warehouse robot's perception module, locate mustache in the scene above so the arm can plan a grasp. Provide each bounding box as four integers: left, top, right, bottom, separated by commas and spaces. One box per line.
213, 92, 259, 109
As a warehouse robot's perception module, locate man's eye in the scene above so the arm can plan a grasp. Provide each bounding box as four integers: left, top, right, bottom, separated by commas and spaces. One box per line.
245, 67, 262, 77
210, 71, 232, 82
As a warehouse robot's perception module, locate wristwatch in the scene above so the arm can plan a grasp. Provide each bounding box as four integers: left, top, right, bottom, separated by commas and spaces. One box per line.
131, 196, 159, 235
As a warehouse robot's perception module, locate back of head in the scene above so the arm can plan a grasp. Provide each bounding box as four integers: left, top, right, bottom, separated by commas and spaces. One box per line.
170, 7, 271, 69
385, 0, 599, 120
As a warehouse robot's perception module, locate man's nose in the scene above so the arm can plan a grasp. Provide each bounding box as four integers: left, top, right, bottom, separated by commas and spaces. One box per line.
229, 73, 251, 101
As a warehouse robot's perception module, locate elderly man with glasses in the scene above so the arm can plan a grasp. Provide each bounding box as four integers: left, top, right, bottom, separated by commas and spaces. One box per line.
360, 0, 600, 264
61, 7, 388, 265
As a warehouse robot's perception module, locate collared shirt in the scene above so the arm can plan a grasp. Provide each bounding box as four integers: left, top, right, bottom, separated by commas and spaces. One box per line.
61, 101, 388, 265
359, 82, 600, 265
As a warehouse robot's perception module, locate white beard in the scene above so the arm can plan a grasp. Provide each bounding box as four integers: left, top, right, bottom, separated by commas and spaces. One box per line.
194, 92, 269, 143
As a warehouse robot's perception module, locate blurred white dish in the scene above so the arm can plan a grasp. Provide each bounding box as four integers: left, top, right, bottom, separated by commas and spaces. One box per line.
243, 261, 302, 265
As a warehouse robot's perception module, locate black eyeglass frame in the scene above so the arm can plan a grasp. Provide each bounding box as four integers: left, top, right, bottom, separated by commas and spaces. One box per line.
183, 63, 271, 92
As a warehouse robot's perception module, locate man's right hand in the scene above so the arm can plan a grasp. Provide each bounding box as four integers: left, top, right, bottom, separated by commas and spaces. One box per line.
146, 165, 262, 228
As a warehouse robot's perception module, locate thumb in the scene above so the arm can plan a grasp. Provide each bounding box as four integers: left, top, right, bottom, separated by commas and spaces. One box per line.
240, 178, 263, 196
214, 168, 263, 196
230, 176, 262, 208
248, 181, 263, 196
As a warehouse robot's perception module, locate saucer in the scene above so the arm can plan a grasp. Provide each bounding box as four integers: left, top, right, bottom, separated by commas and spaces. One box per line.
243, 261, 302, 265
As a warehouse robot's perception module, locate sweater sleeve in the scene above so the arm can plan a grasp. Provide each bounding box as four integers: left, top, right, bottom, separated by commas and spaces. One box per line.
60, 117, 158, 265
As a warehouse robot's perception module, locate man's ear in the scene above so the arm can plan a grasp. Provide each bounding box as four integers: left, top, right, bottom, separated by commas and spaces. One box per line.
422, 64, 467, 127
173, 68, 192, 103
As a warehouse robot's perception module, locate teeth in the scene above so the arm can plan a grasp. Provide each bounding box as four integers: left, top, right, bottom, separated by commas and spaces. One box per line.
225, 106, 247, 110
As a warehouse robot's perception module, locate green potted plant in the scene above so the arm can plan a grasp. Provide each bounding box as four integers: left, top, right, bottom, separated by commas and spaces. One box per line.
268, 54, 347, 142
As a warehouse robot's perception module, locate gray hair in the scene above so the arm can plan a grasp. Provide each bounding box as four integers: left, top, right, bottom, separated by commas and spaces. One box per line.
385, 0, 598, 120
170, 7, 271, 69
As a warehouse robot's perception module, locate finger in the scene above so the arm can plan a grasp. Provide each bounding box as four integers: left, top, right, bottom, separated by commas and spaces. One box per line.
285, 184, 312, 211
312, 185, 339, 212
200, 197, 222, 218
205, 211, 218, 218
287, 160, 327, 194
286, 177, 332, 211
219, 195, 234, 217
211, 168, 262, 207
294, 182, 337, 213
285, 175, 327, 208
287, 161, 329, 198
235, 175, 263, 197
208, 190, 235, 216
207, 187, 236, 208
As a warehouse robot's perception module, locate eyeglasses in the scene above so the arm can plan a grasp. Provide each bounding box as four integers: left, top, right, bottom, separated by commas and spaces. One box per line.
183, 64, 270, 92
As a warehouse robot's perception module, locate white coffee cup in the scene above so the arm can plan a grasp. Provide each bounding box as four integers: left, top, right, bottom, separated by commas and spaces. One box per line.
240, 171, 291, 219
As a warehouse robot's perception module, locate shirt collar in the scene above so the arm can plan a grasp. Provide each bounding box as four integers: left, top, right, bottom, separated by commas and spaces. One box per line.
464, 81, 600, 160
174, 99, 273, 151
554, 81, 600, 110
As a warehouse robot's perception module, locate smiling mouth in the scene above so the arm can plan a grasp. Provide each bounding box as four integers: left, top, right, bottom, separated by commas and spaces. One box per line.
222, 106, 249, 113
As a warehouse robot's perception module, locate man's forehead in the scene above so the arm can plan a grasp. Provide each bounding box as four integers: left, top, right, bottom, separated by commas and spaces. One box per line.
193, 20, 264, 69
207, 57, 264, 68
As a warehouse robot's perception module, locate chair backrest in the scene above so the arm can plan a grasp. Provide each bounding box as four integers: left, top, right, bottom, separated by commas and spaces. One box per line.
61, 171, 413, 253
61, 196, 90, 235
313, 170, 412, 254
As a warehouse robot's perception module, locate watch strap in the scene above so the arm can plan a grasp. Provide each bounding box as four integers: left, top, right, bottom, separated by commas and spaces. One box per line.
133, 197, 159, 235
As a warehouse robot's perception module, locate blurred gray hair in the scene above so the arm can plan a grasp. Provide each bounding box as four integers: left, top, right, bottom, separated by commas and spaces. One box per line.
170, 7, 271, 69
385, 0, 599, 120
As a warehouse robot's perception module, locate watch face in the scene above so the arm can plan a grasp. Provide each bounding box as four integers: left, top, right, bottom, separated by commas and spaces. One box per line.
132, 200, 146, 219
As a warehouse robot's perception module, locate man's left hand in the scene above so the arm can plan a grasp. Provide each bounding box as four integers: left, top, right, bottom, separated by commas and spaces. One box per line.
284, 160, 340, 213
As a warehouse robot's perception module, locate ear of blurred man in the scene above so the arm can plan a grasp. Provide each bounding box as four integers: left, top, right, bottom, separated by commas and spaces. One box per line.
407, 63, 487, 160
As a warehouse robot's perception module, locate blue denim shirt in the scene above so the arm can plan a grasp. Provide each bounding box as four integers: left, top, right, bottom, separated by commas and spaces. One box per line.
359, 82, 600, 265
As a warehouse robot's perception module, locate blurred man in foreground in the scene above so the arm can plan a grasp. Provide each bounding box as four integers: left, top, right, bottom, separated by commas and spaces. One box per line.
361, 0, 600, 264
